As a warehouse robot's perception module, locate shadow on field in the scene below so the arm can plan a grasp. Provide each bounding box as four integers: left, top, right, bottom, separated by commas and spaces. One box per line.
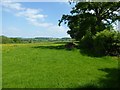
73, 68, 120, 89
33, 45, 66, 50
32, 45, 77, 51
32, 43, 104, 57
97, 68, 120, 88
2, 68, 119, 89
79, 48, 105, 57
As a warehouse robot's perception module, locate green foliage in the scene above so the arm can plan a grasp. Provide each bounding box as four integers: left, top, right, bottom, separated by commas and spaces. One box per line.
0, 36, 23, 44
59, 2, 120, 40
93, 30, 120, 56
80, 31, 94, 50
0, 36, 14, 44
65, 42, 76, 50
11, 38, 22, 43
59, 2, 120, 56
79, 30, 120, 56
0, 36, 73, 44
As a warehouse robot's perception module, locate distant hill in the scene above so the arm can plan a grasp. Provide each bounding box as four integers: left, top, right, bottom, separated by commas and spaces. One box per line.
0, 36, 72, 44
0, 36, 14, 44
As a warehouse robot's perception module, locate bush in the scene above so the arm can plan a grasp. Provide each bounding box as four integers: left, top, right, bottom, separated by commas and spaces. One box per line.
65, 42, 76, 50
79, 31, 94, 51
11, 38, 22, 43
93, 29, 120, 56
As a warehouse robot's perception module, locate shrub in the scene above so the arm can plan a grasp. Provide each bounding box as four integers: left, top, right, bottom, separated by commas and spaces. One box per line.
79, 31, 94, 51
93, 29, 120, 56
65, 42, 76, 50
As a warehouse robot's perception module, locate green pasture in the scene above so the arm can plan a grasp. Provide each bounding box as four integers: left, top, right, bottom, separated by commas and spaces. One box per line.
2, 42, 119, 88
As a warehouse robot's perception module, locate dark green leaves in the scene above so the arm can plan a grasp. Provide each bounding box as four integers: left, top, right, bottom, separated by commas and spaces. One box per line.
59, 2, 120, 41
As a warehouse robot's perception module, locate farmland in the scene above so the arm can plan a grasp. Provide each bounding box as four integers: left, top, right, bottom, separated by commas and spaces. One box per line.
2, 42, 119, 88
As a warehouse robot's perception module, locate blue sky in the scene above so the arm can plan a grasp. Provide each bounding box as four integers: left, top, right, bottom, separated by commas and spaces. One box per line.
1, 1, 74, 38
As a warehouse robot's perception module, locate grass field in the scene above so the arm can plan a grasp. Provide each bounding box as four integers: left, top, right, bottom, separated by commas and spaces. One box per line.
2, 42, 119, 88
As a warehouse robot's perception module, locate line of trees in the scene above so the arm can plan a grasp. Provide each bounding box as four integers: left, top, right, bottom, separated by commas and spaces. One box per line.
0, 36, 22, 44
0, 36, 73, 44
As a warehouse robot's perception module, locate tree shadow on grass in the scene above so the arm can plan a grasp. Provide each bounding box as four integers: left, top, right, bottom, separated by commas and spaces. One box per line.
98, 68, 120, 88
79, 47, 106, 57
33, 45, 66, 50
2, 68, 119, 90
32, 43, 105, 57
32, 44, 78, 51
73, 68, 120, 89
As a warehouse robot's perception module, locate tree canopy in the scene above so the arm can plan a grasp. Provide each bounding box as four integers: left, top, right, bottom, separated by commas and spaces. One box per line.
59, 2, 120, 40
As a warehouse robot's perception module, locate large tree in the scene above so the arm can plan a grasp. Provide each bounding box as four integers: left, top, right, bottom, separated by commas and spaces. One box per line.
59, 2, 120, 41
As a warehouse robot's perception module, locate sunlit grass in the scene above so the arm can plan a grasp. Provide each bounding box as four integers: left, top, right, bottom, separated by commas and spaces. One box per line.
2, 42, 119, 88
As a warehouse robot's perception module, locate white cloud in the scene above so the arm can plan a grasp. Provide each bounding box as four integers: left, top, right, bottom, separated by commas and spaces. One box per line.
2, 0, 49, 27
16, 8, 48, 27
16, 8, 45, 19
28, 19, 53, 27
2, 0, 69, 37
2, 0, 25, 11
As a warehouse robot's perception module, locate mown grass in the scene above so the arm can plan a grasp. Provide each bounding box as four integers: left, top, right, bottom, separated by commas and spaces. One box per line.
2, 42, 119, 88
